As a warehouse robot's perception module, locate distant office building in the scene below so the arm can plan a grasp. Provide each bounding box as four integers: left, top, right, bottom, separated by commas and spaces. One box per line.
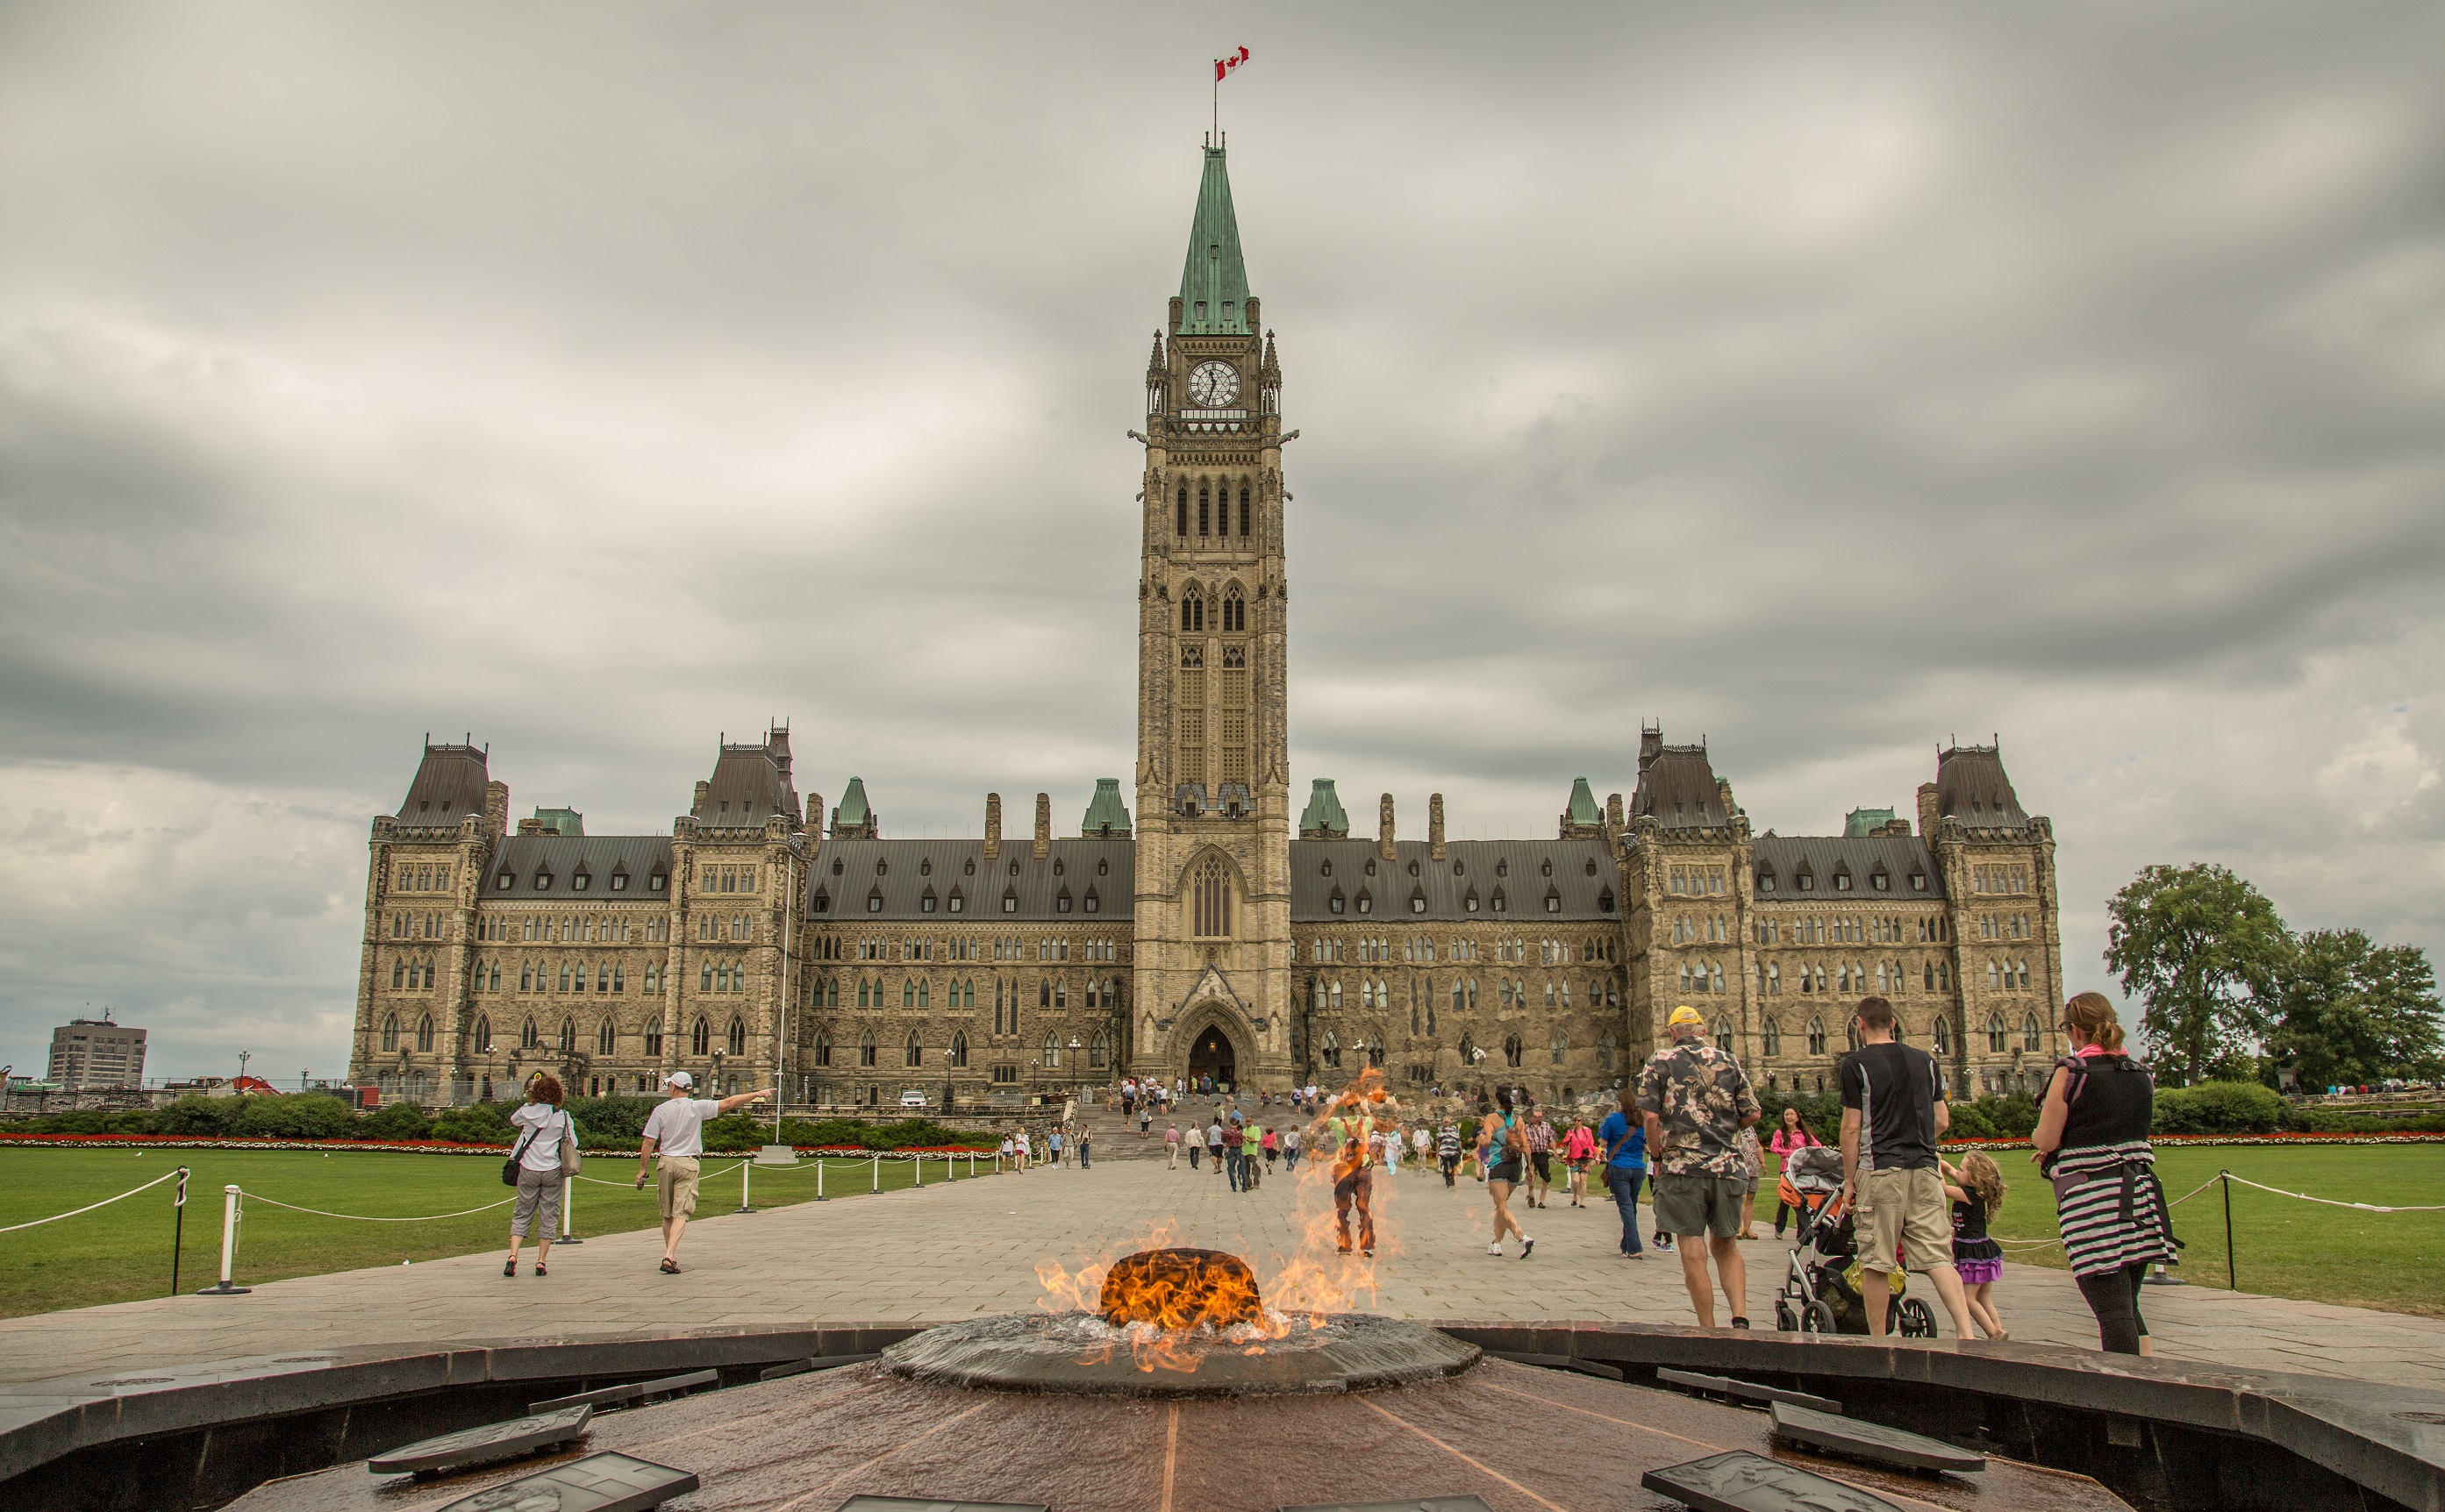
49, 1014, 147, 1090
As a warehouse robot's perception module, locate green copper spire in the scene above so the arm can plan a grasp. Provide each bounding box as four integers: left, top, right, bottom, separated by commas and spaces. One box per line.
1081, 777, 1133, 838
1566, 778, 1602, 826
1299, 778, 1349, 839
1177, 146, 1250, 336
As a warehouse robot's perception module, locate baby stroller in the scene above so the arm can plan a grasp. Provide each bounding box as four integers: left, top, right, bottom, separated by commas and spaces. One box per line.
1771, 1147, 1937, 1338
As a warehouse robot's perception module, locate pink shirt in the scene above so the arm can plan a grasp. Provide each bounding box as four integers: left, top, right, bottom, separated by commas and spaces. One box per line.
1769, 1127, 1821, 1156
1563, 1127, 1597, 1160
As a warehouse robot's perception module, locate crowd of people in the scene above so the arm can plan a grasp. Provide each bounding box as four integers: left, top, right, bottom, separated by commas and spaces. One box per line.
553, 990, 2173, 1359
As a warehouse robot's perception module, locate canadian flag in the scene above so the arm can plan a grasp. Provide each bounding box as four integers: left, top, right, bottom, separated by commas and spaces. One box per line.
1215, 46, 1250, 82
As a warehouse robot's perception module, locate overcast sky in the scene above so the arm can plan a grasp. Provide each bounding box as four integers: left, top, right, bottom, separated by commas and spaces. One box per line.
4, 4, 2441, 1083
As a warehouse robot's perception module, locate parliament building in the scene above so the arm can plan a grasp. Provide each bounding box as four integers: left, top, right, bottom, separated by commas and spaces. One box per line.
349, 146, 2065, 1110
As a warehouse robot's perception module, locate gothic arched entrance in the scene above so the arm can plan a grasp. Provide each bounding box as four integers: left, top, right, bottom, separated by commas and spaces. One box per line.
1188, 1024, 1236, 1087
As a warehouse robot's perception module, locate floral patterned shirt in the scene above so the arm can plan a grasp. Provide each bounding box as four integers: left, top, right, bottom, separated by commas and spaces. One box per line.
1635, 1038, 1762, 1179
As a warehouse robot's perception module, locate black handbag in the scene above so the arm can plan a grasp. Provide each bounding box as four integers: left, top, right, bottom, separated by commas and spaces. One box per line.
502, 1120, 546, 1186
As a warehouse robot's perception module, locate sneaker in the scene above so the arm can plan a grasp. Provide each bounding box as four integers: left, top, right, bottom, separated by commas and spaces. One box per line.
1488, 1242, 1504, 1257
1519, 1237, 1534, 1259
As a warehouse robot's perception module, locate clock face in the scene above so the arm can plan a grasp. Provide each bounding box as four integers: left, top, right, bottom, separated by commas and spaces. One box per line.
1185, 360, 1241, 408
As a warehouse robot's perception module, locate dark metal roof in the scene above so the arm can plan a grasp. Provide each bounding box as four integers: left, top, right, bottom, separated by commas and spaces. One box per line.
1289, 839, 1617, 924
1751, 835, 1944, 902
694, 730, 801, 829
1935, 745, 2027, 826
809, 839, 1135, 924
1631, 743, 1727, 829
486, 835, 676, 901
396, 744, 489, 824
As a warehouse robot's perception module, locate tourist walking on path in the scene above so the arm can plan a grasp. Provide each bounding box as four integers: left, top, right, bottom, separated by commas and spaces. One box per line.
1437, 1120, 1462, 1186
1524, 1106, 1556, 1209
1140, 1105, 1154, 1138
633, 1072, 770, 1274
504, 1073, 573, 1278
1562, 1117, 1596, 1207
1941, 1152, 2011, 1340
1165, 1121, 1182, 1168
1048, 1128, 1064, 1167
1598, 1088, 1648, 1258
1640, 1006, 1758, 1323
1412, 1123, 1432, 1175
1483, 1091, 1533, 1258
1015, 1130, 1032, 1170
1839, 995, 1976, 1338
1223, 1118, 1248, 1190
1282, 1123, 1302, 1172
1735, 1124, 1764, 1239
1207, 1117, 1226, 1173
2034, 992, 2177, 1356
1262, 1124, 1279, 1172
1325, 1090, 1382, 1256
1769, 1108, 1820, 1238
1077, 1126, 1092, 1169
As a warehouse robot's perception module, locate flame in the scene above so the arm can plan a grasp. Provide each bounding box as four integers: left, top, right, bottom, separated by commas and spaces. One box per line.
1030, 1066, 1436, 1371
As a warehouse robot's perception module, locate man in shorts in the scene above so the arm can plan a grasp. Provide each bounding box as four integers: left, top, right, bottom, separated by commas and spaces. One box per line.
634, 1071, 769, 1274
1839, 995, 1976, 1337
1523, 1104, 1556, 1209
1639, 1006, 1761, 1327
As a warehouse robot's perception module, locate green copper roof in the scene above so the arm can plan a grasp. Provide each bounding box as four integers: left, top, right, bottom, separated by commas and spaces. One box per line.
834, 777, 870, 826
1081, 777, 1132, 838
532, 806, 583, 837
1298, 778, 1349, 838
1565, 778, 1601, 826
1177, 146, 1250, 336
1845, 806, 1898, 838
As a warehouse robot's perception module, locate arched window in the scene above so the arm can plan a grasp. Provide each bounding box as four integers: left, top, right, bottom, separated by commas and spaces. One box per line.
1182, 590, 1205, 632
597, 1018, 615, 1055
2021, 1013, 2041, 1052
521, 1016, 540, 1050
472, 1015, 492, 1052
1238, 484, 1251, 537
1715, 1020, 1734, 1051
1806, 1019, 1827, 1056
1090, 1029, 1108, 1069
951, 1031, 969, 1068
1042, 1031, 1062, 1069
380, 1014, 399, 1052
1762, 1018, 1782, 1056
1223, 588, 1246, 631
815, 1028, 833, 1067
692, 1017, 711, 1056
727, 1017, 746, 1056
560, 1016, 576, 1051
1932, 1015, 1951, 1055
1197, 482, 1211, 535
1176, 485, 1188, 537
1987, 1014, 2008, 1053
391, 960, 404, 989
1504, 1034, 1524, 1068
859, 1031, 876, 1067
645, 1022, 662, 1056
1193, 856, 1233, 937
1321, 1031, 1340, 1068
904, 1031, 923, 1068
1597, 1032, 1616, 1071
1548, 1031, 1567, 1066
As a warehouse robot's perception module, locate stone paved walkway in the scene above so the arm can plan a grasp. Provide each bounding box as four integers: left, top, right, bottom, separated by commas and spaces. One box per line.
4, 1152, 2440, 1389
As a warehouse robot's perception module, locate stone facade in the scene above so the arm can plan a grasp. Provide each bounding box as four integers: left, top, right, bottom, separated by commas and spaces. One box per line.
347, 145, 2062, 1108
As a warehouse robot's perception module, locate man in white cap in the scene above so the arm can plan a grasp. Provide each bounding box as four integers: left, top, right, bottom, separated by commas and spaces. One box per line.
634, 1071, 769, 1273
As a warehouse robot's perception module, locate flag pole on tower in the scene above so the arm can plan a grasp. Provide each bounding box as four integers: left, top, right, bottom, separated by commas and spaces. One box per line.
1212, 46, 1251, 146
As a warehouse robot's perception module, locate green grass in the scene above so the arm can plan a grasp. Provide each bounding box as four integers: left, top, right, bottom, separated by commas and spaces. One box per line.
1779, 1144, 2445, 1318
0, 1147, 1001, 1320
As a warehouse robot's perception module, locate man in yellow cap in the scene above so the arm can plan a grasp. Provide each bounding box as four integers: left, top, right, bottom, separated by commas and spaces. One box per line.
1637, 1005, 1762, 1328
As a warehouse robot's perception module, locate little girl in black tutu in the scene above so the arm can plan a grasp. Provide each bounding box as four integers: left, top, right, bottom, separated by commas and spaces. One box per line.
1941, 1152, 2009, 1340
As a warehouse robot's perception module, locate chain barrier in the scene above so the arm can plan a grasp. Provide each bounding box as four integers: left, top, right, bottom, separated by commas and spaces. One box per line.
2218, 1173, 2445, 1213
234, 1189, 518, 1222
0, 1166, 185, 1233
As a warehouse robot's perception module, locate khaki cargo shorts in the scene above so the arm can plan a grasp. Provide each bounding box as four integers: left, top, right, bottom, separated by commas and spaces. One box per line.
1856, 1166, 1952, 1273
657, 1156, 701, 1221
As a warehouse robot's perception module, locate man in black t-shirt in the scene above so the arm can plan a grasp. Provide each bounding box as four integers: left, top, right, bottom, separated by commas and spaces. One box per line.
1838, 995, 1975, 1339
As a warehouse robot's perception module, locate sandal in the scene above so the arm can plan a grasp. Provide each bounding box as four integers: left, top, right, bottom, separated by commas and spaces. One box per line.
503, 1259, 516, 1278
660, 1259, 682, 1274
533, 1263, 547, 1277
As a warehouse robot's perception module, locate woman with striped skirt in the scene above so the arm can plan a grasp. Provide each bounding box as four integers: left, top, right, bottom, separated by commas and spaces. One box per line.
2032, 993, 2178, 1355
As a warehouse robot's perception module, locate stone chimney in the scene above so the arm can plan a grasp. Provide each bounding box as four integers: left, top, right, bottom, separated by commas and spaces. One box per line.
516, 817, 546, 836
1033, 792, 1051, 859
1379, 793, 1397, 861
1428, 793, 1447, 860
983, 793, 1002, 859
1607, 791, 1625, 835
1917, 781, 1941, 838
483, 780, 510, 838
806, 792, 824, 837
693, 780, 711, 815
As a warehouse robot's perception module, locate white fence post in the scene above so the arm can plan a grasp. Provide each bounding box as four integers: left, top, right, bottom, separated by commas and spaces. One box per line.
558, 1175, 583, 1245
871, 1154, 879, 1193
197, 1185, 250, 1295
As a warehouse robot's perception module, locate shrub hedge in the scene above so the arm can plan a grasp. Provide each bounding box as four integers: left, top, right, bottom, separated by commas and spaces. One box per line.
0, 1095, 997, 1150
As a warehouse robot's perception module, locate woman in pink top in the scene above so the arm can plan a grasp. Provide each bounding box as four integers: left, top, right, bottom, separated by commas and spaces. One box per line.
1561, 1120, 1598, 1207
1768, 1106, 1821, 1238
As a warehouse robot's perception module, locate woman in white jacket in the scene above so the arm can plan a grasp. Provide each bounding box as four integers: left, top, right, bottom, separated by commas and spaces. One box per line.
504, 1073, 572, 1277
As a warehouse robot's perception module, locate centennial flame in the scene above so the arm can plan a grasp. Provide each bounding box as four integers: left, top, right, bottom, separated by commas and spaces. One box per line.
1033, 1067, 1424, 1373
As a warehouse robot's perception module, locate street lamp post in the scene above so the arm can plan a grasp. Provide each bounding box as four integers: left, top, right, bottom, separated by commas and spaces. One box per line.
238, 1050, 251, 1088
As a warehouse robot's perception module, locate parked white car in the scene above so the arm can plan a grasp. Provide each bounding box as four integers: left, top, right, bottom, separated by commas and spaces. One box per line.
899, 1089, 928, 1109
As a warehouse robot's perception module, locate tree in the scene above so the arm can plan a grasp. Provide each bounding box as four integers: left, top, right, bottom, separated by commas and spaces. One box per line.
2268, 930, 2443, 1091
2104, 864, 2290, 1086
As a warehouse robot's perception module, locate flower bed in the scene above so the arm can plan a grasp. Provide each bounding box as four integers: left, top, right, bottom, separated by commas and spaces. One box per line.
1938, 1131, 2445, 1151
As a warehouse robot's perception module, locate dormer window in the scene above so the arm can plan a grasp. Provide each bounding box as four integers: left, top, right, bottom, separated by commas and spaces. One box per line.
1003, 890, 1019, 914
1544, 889, 1561, 914
571, 870, 590, 892
964, 859, 976, 875
832, 859, 844, 875
1329, 888, 1346, 916
1054, 859, 1065, 877
1321, 859, 1333, 877
1870, 868, 1891, 892
1598, 888, 1616, 913
1408, 859, 1420, 877
1355, 890, 1373, 915
876, 859, 889, 875
1756, 870, 1777, 894
1464, 890, 1480, 913
1911, 873, 1928, 892
1798, 873, 1815, 893
1491, 888, 1507, 914
496, 872, 514, 891
1834, 868, 1852, 893
1097, 859, 1109, 876
811, 889, 831, 913
649, 871, 667, 892
1056, 889, 1074, 914
1585, 859, 1598, 876
1497, 859, 1509, 878
1009, 859, 1020, 876
1084, 888, 1100, 914
1409, 890, 1426, 914
947, 888, 964, 913
533, 871, 554, 890
610, 870, 629, 891
920, 858, 933, 876
1365, 859, 1376, 877
920, 888, 938, 914
1453, 859, 1464, 876
1541, 859, 1553, 878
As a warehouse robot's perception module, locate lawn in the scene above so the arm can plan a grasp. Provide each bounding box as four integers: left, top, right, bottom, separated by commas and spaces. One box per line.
0, 1146, 999, 1320
1778, 1144, 2445, 1319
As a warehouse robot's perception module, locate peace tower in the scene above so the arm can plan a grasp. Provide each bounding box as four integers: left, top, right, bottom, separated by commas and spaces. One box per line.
1129, 145, 1297, 1089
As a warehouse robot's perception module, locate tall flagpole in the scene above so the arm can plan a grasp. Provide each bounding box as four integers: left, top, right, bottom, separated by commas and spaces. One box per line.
1212, 60, 1219, 146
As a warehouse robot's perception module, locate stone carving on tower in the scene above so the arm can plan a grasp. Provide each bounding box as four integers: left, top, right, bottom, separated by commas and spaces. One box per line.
1131, 141, 1295, 1089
